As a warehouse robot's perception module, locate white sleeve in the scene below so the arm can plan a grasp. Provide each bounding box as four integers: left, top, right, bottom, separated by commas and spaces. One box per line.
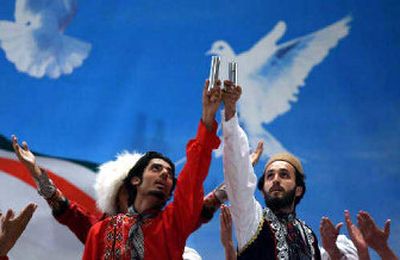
320, 235, 359, 260
222, 112, 263, 251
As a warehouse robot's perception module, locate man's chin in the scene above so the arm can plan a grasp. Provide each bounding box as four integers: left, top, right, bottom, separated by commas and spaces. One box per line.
264, 188, 296, 211
269, 192, 283, 197
148, 190, 168, 200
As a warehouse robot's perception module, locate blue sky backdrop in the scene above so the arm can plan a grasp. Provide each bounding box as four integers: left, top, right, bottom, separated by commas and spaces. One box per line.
0, 0, 399, 259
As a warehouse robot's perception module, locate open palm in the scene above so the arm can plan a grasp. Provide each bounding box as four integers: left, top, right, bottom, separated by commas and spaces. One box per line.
12, 136, 35, 166
0, 203, 37, 256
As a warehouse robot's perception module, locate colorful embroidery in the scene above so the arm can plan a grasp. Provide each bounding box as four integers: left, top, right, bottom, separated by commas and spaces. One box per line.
298, 220, 316, 258
103, 215, 135, 259
264, 208, 289, 260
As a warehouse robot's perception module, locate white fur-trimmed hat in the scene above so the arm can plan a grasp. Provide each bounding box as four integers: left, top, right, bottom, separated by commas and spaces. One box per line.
183, 247, 202, 260
94, 151, 143, 215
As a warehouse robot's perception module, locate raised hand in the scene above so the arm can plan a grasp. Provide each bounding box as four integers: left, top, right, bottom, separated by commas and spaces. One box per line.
0, 203, 37, 256
222, 80, 242, 121
202, 79, 222, 130
357, 211, 397, 260
320, 216, 343, 259
250, 141, 264, 167
12, 135, 56, 199
12, 135, 37, 172
220, 205, 236, 260
344, 210, 370, 260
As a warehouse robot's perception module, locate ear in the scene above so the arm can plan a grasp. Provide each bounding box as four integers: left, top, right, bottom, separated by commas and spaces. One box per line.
131, 176, 141, 186
295, 186, 303, 197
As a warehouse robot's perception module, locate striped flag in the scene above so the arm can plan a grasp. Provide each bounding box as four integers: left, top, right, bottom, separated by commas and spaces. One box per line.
0, 135, 99, 259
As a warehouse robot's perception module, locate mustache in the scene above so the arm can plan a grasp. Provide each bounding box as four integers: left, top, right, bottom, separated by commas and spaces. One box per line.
269, 185, 284, 192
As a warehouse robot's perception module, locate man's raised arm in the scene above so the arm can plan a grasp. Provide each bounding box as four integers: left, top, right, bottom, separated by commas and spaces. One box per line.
222, 80, 263, 251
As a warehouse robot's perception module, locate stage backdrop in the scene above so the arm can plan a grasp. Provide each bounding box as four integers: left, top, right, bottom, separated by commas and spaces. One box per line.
0, 1, 399, 259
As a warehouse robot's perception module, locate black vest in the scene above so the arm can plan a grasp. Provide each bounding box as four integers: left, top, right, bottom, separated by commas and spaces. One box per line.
238, 208, 321, 260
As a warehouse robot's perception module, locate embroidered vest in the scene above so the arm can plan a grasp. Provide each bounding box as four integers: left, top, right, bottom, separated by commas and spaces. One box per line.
238, 208, 321, 260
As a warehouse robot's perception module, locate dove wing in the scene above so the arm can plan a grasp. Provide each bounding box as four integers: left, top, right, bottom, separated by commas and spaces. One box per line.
242, 16, 351, 125
239, 21, 287, 73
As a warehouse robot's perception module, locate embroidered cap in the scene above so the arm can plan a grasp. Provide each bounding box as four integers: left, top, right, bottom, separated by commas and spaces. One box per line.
264, 152, 304, 176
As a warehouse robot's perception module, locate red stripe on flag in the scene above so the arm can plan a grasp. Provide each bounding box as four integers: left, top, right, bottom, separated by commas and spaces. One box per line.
0, 158, 100, 216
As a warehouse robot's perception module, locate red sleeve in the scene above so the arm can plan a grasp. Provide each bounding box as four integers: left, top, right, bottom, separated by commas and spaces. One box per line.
164, 119, 220, 243
82, 220, 107, 260
55, 200, 101, 244
0, 256, 8, 260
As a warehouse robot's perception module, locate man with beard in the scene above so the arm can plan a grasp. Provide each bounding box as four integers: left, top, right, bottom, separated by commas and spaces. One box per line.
222, 80, 321, 259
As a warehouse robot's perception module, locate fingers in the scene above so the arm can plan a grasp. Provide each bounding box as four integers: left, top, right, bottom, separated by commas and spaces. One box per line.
335, 222, 343, 232
321, 216, 334, 228
223, 80, 242, 95
17, 203, 37, 226
220, 205, 232, 228
206, 80, 222, 102
224, 205, 232, 224
202, 79, 210, 98
220, 205, 226, 228
22, 141, 29, 151
255, 141, 264, 155
384, 219, 391, 237
357, 211, 371, 234
11, 134, 20, 153
250, 140, 264, 166
344, 210, 353, 230
223, 80, 234, 90
210, 88, 222, 103
11, 135, 30, 155
358, 211, 375, 228
204, 79, 210, 90
358, 210, 390, 237
319, 217, 327, 233
5, 209, 15, 222
320, 216, 337, 234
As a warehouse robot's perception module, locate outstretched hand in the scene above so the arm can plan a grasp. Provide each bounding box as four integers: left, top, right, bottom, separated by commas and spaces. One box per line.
220, 205, 233, 248
320, 216, 343, 259
202, 79, 222, 131
12, 135, 56, 199
344, 210, 370, 260
0, 203, 37, 256
220, 204, 236, 260
357, 211, 389, 251
222, 80, 242, 121
357, 211, 397, 260
12, 135, 37, 172
250, 141, 264, 166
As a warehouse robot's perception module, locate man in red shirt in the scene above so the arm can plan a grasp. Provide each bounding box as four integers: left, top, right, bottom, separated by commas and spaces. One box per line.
82, 80, 222, 259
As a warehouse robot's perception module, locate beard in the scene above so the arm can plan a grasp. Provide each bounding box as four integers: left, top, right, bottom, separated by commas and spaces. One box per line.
264, 187, 296, 213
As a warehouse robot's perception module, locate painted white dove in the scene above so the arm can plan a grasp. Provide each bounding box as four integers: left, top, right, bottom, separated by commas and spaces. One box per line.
0, 0, 91, 79
208, 16, 351, 157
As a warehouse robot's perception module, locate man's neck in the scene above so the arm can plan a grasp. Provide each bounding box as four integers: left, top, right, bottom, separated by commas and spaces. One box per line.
267, 200, 296, 215
134, 195, 163, 214
273, 207, 294, 214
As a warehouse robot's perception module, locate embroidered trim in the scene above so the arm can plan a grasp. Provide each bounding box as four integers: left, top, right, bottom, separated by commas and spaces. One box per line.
264, 208, 289, 260
237, 212, 265, 256
296, 219, 316, 258
237, 207, 317, 259
263, 208, 317, 260
104, 215, 134, 259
